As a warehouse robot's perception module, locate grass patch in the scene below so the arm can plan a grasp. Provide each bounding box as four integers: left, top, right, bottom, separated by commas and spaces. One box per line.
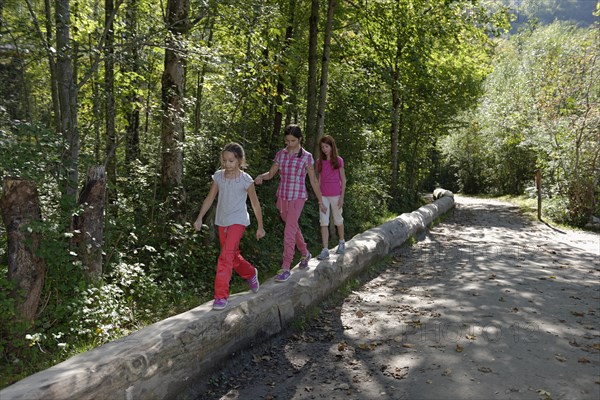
496, 194, 592, 232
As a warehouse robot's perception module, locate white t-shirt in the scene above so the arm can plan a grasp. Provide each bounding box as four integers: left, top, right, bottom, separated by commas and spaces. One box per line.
213, 170, 254, 227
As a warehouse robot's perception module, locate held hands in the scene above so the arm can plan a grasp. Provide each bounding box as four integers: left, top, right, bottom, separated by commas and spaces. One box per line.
254, 174, 264, 185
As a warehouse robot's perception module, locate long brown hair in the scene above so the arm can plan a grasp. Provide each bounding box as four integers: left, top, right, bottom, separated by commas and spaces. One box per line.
317, 135, 340, 172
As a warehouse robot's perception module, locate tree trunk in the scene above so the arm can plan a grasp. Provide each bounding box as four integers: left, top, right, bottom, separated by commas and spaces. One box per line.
1, 178, 47, 323
390, 81, 400, 197
160, 0, 189, 221
44, 0, 60, 131
305, 0, 319, 151
105, 0, 117, 203
73, 166, 106, 281
315, 0, 336, 152
193, 17, 213, 136
124, 0, 141, 169
55, 0, 79, 200
271, 0, 296, 151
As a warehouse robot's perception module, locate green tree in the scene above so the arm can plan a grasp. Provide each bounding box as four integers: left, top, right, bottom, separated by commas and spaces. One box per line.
353, 0, 508, 206
441, 21, 599, 225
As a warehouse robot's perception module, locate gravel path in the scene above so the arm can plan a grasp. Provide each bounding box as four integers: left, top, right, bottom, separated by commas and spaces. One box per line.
193, 195, 600, 400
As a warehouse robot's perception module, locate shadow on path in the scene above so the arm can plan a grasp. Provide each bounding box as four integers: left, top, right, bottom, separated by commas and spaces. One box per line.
192, 196, 600, 400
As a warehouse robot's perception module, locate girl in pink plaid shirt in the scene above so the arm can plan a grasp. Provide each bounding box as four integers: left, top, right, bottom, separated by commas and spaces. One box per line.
255, 124, 326, 282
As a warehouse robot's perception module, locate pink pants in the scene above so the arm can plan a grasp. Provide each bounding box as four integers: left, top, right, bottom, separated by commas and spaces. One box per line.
214, 224, 255, 299
277, 197, 308, 269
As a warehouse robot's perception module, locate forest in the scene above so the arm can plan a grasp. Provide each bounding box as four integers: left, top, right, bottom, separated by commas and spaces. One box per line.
0, 0, 598, 388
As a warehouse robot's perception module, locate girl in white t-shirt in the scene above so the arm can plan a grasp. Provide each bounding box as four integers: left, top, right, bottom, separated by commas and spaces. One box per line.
315, 135, 346, 260
194, 143, 265, 310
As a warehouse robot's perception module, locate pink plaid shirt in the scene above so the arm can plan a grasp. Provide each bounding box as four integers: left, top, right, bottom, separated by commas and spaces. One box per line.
275, 148, 314, 200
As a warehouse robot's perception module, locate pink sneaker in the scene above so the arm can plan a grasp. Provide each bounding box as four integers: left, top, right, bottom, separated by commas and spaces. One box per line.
212, 298, 228, 310
275, 269, 291, 282
299, 251, 312, 269
248, 268, 259, 293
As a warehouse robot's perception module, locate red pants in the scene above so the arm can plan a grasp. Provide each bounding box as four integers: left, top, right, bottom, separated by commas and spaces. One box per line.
276, 197, 308, 269
214, 224, 255, 299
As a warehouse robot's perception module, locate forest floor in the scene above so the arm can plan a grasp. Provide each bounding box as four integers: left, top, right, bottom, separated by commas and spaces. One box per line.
192, 195, 600, 400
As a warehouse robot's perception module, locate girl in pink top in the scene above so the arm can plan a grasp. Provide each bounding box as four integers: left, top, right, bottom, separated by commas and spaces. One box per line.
316, 135, 346, 260
255, 124, 326, 282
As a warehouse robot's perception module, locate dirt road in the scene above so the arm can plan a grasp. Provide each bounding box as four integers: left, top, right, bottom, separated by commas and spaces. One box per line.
193, 196, 600, 400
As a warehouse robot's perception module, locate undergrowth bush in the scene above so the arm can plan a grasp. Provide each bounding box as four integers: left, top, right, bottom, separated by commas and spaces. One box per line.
0, 139, 397, 390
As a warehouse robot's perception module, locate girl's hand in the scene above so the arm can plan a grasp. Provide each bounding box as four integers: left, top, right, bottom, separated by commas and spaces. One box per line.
256, 228, 266, 240
337, 197, 344, 208
254, 175, 263, 185
319, 202, 327, 213
193, 219, 203, 231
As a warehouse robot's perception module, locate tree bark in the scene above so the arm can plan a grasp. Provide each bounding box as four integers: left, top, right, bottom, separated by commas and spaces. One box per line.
315, 0, 336, 151
390, 81, 400, 197
124, 0, 141, 169
305, 0, 319, 151
193, 16, 213, 136
44, 0, 60, 131
160, 0, 189, 221
73, 166, 106, 281
271, 0, 296, 151
105, 0, 117, 203
1, 178, 47, 323
535, 169, 542, 220
55, 0, 79, 200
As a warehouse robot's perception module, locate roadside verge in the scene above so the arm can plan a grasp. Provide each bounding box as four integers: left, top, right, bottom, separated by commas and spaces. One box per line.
0, 191, 455, 400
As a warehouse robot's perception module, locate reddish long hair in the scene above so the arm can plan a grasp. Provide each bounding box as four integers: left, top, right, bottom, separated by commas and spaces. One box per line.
317, 135, 340, 172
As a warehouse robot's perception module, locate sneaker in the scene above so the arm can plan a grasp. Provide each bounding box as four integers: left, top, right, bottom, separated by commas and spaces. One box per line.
336, 241, 345, 254
248, 268, 259, 293
299, 251, 312, 269
212, 298, 228, 310
317, 248, 330, 260
275, 269, 291, 282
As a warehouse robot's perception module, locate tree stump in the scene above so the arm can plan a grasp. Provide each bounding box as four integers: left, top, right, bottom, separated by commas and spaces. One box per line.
1, 178, 46, 323
73, 166, 106, 281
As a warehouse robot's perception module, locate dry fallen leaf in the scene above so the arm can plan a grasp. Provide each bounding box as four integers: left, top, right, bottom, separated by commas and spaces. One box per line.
578, 357, 590, 363
466, 334, 476, 341
252, 353, 270, 363
338, 341, 348, 351
478, 366, 492, 373
554, 354, 567, 362
571, 311, 585, 317
455, 344, 464, 353
356, 310, 365, 318
402, 343, 414, 348
536, 389, 552, 400
382, 366, 409, 379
